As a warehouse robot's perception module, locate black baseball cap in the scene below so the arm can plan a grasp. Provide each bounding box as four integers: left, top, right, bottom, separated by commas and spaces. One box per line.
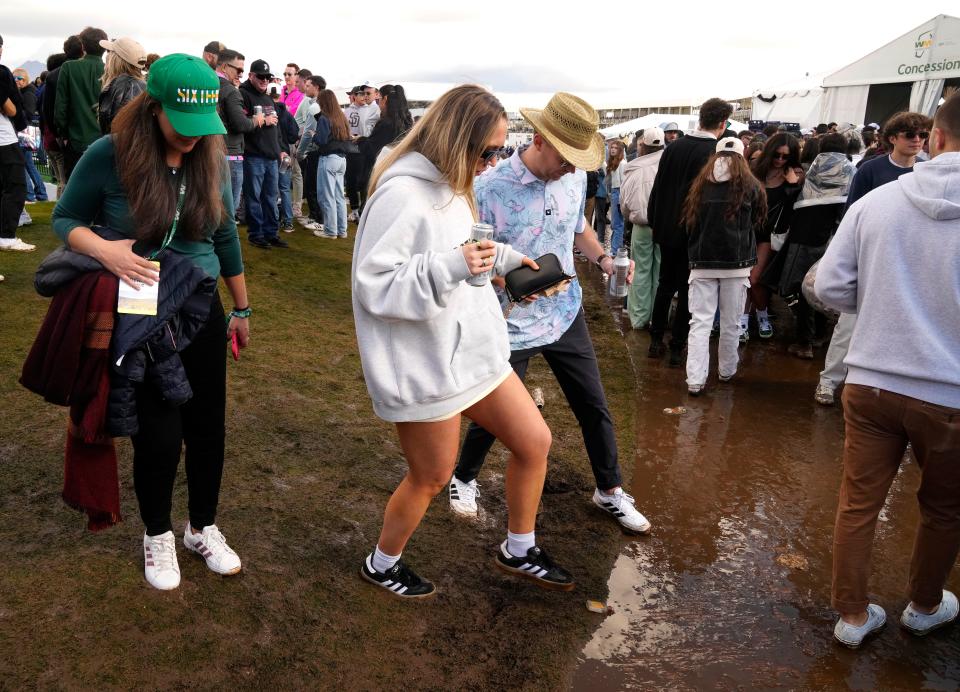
249, 59, 273, 78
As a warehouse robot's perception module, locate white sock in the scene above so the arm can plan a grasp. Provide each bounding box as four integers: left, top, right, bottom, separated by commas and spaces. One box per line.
507, 530, 536, 558
756, 308, 769, 321
371, 546, 400, 573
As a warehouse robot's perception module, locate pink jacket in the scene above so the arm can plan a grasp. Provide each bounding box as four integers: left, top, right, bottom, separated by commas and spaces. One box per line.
282, 87, 304, 115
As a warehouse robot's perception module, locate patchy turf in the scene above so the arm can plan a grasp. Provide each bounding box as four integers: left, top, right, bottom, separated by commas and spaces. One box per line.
0, 203, 640, 689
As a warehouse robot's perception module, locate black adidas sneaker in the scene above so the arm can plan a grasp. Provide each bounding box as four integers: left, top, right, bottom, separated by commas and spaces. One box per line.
494, 541, 575, 591
360, 554, 436, 599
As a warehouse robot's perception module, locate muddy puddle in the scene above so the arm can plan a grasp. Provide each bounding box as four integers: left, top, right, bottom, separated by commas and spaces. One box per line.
570, 286, 960, 690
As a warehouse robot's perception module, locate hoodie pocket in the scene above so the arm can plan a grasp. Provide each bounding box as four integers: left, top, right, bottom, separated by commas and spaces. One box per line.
388, 320, 461, 405
450, 308, 501, 391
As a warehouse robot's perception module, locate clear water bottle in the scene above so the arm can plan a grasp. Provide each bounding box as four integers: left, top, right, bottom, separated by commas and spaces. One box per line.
609, 247, 630, 298
466, 223, 494, 287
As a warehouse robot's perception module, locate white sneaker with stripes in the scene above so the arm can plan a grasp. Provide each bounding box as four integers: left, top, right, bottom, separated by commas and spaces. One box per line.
359, 554, 436, 598
593, 488, 652, 534
183, 522, 242, 575
144, 531, 180, 590
448, 476, 479, 517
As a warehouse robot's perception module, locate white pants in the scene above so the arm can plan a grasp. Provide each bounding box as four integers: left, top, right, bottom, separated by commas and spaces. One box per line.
820, 312, 856, 390
687, 276, 750, 387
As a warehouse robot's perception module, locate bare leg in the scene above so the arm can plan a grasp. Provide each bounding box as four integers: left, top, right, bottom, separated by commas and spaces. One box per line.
746, 242, 773, 313
464, 372, 551, 535
377, 416, 462, 555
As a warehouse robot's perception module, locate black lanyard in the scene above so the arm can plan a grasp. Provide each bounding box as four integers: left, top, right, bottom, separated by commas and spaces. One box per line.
149, 174, 187, 260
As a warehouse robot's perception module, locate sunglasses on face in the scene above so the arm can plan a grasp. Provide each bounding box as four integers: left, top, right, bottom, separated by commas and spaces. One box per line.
899, 130, 929, 140
479, 148, 500, 162
253, 73, 271, 80
225, 64, 244, 74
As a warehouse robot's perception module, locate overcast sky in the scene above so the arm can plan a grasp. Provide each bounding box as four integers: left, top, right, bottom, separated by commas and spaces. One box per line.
0, 1, 948, 110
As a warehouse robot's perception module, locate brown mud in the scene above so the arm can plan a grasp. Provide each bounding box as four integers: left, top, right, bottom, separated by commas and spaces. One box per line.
0, 206, 638, 690
573, 283, 960, 690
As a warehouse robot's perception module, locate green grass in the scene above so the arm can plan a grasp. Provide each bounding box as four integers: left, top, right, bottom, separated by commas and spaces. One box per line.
0, 204, 638, 689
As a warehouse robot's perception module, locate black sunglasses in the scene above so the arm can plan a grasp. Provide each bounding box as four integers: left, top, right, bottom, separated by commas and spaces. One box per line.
479, 148, 500, 162
899, 130, 929, 140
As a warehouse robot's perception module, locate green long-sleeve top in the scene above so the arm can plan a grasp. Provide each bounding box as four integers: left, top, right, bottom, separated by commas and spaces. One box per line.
53, 55, 105, 151
52, 136, 244, 279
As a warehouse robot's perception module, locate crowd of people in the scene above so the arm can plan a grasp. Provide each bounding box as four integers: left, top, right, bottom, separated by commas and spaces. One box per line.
2, 25, 959, 653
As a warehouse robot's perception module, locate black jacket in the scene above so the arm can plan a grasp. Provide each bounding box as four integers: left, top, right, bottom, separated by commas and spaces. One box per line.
32, 227, 217, 437
647, 132, 717, 249
217, 76, 254, 156
686, 181, 761, 270
358, 117, 405, 164
42, 67, 62, 136
275, 101, 299, 156
20, 83, 38, 121
98, 75, 145, 135
0, 65, 28, 132
238, 80, 281, 159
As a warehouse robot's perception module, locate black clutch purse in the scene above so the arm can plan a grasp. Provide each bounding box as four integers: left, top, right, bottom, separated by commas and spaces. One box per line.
503, 253, 574, 303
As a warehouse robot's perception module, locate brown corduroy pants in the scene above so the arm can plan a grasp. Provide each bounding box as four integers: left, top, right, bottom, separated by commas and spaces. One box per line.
832, 384, 960, 614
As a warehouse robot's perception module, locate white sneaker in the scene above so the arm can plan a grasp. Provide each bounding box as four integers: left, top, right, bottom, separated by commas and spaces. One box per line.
298, 217, 318, 229
183, 522, 242, 575
834, 604, 886, 648
592, 488, 651, 534
18, 209, 32, 227
0, 237, 36, 252
144, 531, 181, 590
815, 383, 835, 406
449, 476, 480, 517
348, 210, 359, 223
901, 590, 959, 636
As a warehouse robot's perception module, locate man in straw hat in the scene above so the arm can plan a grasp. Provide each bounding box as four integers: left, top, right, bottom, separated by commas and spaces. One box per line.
448, 92, 653, 538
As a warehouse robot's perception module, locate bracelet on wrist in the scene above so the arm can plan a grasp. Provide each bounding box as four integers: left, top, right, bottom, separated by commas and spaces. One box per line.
229, 306, 252, 319
595, 253, 610, 268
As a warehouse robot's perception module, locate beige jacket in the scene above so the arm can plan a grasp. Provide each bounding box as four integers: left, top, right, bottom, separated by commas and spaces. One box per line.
619, 149, 663, 226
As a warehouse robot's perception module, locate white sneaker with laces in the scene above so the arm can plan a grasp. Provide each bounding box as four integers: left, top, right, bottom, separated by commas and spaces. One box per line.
18, 209, 32, 227
183, 522, 242, 575
834, 604, 886, 648
144, 531, 181, 590
449, 477, 480, 517
0, 237, 36, 252
592, 488, 652, 534
901, 590, 959, 636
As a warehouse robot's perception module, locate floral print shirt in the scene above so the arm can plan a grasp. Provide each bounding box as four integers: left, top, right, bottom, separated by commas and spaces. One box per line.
475, 147, 587, 350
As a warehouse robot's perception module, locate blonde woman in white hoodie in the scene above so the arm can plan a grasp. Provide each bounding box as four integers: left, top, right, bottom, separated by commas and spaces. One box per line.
352, 85, 576, 598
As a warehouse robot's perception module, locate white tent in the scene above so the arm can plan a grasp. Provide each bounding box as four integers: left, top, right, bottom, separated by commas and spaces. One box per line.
751, 73, 828, 128
821, 14, 960, 125
600, 113, 750, 139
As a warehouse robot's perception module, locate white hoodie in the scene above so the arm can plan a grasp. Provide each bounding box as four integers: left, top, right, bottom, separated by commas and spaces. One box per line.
816, 151, 960, 408
352, 152, 526, 422
619, 149, 663, 226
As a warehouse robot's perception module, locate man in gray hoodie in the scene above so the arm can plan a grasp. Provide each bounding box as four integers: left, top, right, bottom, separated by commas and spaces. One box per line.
815, 92, 960, 649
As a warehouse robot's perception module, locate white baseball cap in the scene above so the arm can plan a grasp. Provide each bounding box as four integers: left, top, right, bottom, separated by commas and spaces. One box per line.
641, 127, 665, 147
716, 137, 744, 156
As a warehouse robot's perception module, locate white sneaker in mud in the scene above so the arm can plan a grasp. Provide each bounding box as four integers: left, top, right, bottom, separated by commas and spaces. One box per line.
592, 488, 651, 534
901, 590, 959, 636
815, 383, 835, 406
834, 604, 886, 648
144, 531, 180, 590
183, 522, 242, 575
449, 476, 479, 517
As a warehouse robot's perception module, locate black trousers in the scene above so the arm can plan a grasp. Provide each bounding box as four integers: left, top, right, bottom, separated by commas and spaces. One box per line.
0, 143, 26, 240
453, 310, 623, 491
132, 296, 227, 536
62, 145, 84, 184
344, 152, 365, 211
302, 151, 322, 224
650, 243, 691, 348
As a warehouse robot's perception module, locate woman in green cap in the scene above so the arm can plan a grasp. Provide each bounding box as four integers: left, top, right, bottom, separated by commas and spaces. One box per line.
52, 53, 249, 591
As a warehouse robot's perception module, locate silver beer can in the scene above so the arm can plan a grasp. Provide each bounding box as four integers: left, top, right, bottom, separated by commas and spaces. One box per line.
466, 223, 495, 287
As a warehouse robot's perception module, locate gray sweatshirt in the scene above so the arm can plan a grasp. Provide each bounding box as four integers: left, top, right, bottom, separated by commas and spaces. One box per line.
815, 151, 960, 408
352, 152, 526, 422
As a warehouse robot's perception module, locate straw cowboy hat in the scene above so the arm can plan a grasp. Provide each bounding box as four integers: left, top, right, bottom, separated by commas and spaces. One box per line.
520, 92, 604, 170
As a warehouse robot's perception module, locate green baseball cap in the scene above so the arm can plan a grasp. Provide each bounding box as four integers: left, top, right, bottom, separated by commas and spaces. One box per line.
147, 53, 226, 137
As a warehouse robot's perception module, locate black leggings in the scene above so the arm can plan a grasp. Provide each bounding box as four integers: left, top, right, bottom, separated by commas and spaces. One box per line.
132, 296, 227, 536
0, 143, 26, 240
